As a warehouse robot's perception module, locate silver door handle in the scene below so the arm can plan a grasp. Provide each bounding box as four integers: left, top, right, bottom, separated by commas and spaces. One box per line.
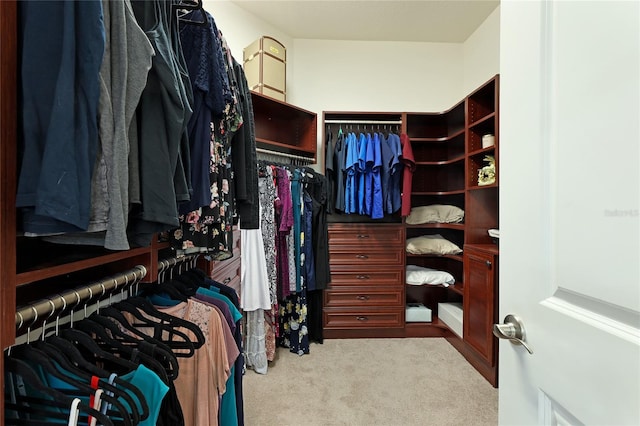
493, 314, 534, 354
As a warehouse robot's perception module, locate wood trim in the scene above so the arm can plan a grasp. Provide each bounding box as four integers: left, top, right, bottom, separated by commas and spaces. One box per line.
0, 1, 17, 423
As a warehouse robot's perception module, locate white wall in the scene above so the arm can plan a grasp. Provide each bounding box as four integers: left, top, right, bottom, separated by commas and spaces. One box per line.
290, 39, 463, 113
203, 0, 295, 94
204, 1, 500, 167
463, 5, 501, 96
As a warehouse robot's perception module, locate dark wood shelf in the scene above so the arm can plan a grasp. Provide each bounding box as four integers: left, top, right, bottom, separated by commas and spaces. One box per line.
16, 246, 152, 286
448, 284, 464, 296
404, 316, 451, 337
256, 138, 316, 155
468, 146, 496, 157
415, 154, 465, 166
405, 253, 464, 262
468, 111, 496, 129
411, 190, 465, 196
405, 223, 465, 230
252, 92, 317, 158
467, 183, 498, 191
410, 129, 466, 143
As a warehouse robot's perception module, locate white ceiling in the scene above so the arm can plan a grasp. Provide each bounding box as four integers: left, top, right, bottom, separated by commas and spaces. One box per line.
229, 0, 500, 43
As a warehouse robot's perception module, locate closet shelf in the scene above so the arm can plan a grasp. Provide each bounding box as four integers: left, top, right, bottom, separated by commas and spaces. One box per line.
404, 223, 465, 230
405, 253, 464, 262
411, 190, 465, 196
467, 183, 498, 191
415, 154, 465, 166
409, 129, 465, 143
404, 317, 451, 337
468, 146, 496, 157
468, 111, 496, 128
255, 138, 315, 155
16, 244, 152, 286
448, 285, 464, 296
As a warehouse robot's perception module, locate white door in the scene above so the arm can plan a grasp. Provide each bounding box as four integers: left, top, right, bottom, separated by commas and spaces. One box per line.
499, 1, 640, 425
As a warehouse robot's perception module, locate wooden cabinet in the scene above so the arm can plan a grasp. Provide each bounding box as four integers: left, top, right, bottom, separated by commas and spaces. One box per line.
251, 91, 317, 162
323, 223, 405, 338
463, 245, 498, 370
201, 226, 242, 295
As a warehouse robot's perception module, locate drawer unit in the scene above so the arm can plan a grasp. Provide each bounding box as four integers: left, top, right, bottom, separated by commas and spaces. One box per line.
328, 267, 404, 288
324, 223, 405, 337
328, 224, 404, 248
327, 249, 404, 266
323, 309, 404, 329
324, 288, 403, 308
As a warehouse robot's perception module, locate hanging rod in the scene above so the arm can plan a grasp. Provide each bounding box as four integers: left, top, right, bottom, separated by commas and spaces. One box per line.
256, 147, 315, 163
157, 254, 199, 283
15, 265, 147, 329
157, 254, 198, 274
324, 119, 402, 125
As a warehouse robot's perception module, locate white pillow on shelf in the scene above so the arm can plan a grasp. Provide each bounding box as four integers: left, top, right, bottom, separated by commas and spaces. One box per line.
405, 204, 464, 225
406, 265, 455, 286
405, 234, 462, 255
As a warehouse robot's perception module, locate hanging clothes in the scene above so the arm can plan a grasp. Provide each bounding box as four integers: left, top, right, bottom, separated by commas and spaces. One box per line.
17, 0, 105, 234
128, 0, 193, 247
42, 0, 155, 250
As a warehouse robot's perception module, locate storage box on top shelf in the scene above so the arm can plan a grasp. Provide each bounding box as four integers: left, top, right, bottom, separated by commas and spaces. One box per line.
243, 36, 286, 102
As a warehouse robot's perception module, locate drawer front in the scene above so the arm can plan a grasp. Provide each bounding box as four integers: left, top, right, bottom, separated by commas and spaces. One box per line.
329, 224, 404, 248
328, 249, 404, 266
211, 258, 241, 286
329, 267, 404, 288
323, 309, 404, 329
324, 289, 403, 308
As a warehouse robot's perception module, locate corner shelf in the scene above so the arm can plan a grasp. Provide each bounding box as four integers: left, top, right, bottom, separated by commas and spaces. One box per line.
251, 91, 317, 161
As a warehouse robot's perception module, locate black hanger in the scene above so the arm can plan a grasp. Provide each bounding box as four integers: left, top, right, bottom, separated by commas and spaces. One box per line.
35, 337, 150, 423
8, 345, 135, 426
103, 301, 197, 358
31, 339, 147, 423
116, 297, 206, 351
67, 320, 178, 382
174, 0, 208, 27
59, 325, 140, 372
3, 356, 115, 426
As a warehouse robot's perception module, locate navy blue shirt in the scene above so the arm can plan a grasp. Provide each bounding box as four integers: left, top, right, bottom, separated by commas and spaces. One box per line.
17, 0, 105, 233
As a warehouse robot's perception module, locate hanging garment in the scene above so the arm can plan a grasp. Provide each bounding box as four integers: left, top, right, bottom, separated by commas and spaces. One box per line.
178, 9, 230, 214
128, 0, 192, 246
387, 132, 404, 214
324, 128, 335, 213
400, 133, 415, 216
42, 0, 154, 250
333, 129, 347, 213
17, 0, 105, 234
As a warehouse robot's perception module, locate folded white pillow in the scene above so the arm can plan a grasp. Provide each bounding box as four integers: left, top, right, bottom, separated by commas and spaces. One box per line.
406, 265, 455, 286
405, 204, 464, 225
405, 234, 463, 255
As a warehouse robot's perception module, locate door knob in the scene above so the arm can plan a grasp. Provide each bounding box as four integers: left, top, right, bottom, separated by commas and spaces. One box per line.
493, 314, 533, 354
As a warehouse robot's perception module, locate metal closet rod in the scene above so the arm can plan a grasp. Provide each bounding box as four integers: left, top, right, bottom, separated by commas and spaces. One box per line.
14, 264, 148, 328
256, 147, 315, 163
157, 253, 198, 274
324, 119, 402, 124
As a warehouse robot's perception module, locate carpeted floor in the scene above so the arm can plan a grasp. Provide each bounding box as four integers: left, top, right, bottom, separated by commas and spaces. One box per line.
242, 338, 498, 426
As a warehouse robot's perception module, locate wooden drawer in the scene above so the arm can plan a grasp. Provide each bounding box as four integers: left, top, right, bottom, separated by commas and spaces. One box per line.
323, 309, 404, 329
210, 257, 241, 286
324, 288, 403, 308
329, 224, 404, 248
329, 249, 403, 266
329, 266, 404, 288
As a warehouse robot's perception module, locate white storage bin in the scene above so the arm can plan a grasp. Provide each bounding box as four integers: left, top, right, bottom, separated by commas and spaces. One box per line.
405, 303, 432, 322
438, 302, 463, 338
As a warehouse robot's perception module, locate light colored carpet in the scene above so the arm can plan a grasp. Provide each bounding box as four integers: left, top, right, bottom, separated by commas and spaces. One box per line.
242, 338, 498, 426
